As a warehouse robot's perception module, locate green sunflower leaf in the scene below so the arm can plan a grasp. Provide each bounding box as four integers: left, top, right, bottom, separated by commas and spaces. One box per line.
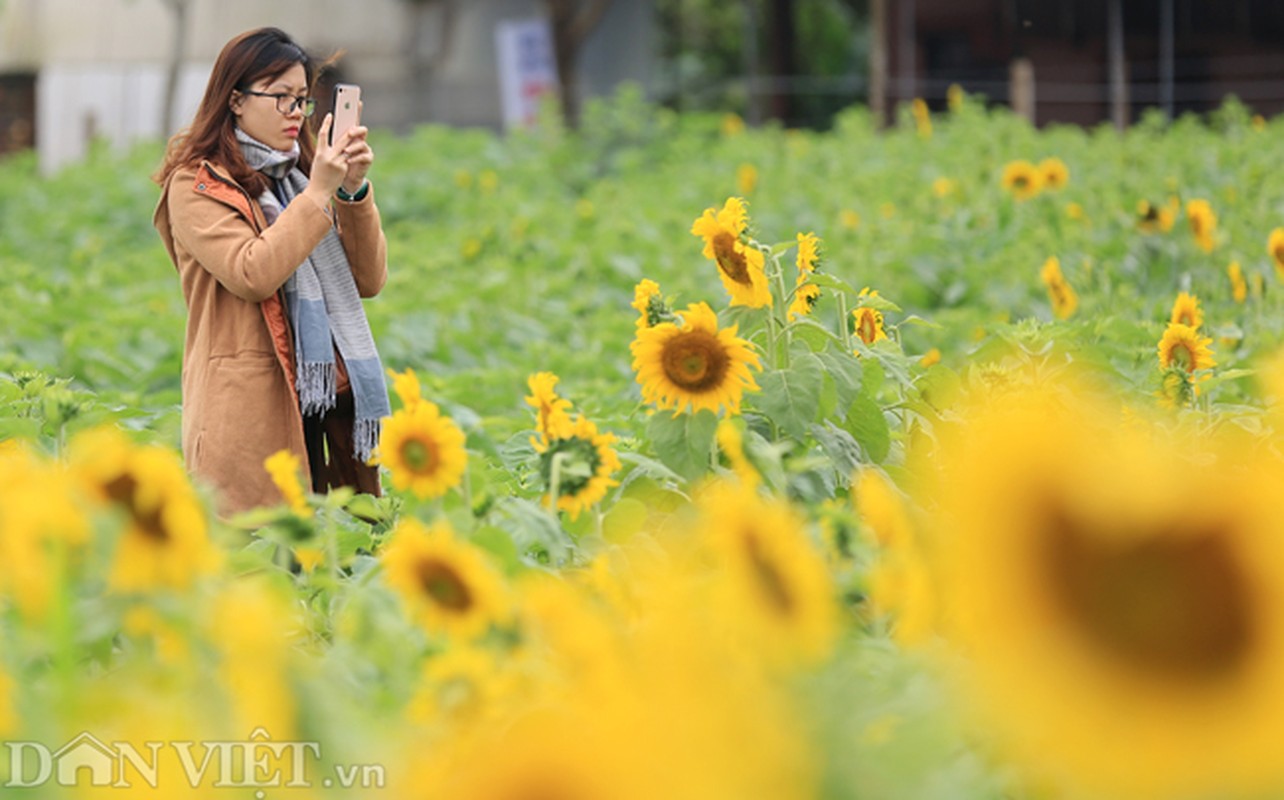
808, 272, 862, 296
754, 352, 825, 439
845, 394, 891, 464
818, 347, 864, 412
646, 409, 718, 482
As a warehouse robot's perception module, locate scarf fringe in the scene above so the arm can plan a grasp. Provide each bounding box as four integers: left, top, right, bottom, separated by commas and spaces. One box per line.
353, 418, 381, 463
298, 362, 338, 417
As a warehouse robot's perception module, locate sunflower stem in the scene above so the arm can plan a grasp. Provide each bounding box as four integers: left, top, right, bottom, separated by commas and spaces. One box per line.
772, 254, 793, 368
837, 290, 852, 352
461, 460, 474, 529
548, 451, 568, 518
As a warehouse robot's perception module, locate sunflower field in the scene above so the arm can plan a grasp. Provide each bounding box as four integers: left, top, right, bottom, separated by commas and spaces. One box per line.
4, 86, 1284, 799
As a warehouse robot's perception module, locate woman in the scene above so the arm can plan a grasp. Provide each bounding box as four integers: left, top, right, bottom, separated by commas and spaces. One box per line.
154, 27, 390, 516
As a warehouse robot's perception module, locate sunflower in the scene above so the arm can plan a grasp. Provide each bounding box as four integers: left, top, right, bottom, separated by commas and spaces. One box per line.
930, 385, 1284, 799
386, 367, 424, 410
631, 302, 762, 416
788, 283, 821, 322
851, 288, 889, 347
795, 231, 820, 274
264, 449, 311, 518
1136, 199, 1176, 233
535, 412, 621, 520
1039, 157, 1069, 191
1186, 199, 1217, 252
840, 209, 861, 230
700, 481, 838, 667
407, 645, 515, 727
1158, 322, 1216, 375
0, 446, 90, 618
1001, 159, 1043, 200
1040, 256, 1077, 320
209, 579, 298, 738
911, 97, 932, 138
381, 518, 509, 639
855, 470, 936, 645
70, 427, 219, 592
1228, 261, 1248, 304
1267, 228, 1284, 278
525, 372, 573, 442
716, 418, 759, 488
376, 401, 467, 499
932, 177, 956, 198
1168, 292, 1203, 330
690, 197, 772, 308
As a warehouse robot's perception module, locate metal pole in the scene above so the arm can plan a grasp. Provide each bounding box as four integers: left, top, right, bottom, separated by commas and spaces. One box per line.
1159, 0, 1174, 119
1107, 0, 1128, 130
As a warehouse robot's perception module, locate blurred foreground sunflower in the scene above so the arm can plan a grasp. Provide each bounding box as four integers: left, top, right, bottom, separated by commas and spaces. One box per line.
71, 427, 219, 591
930, 385, 1284, 799
699, 481, 838, 668
381, 518, 509, 639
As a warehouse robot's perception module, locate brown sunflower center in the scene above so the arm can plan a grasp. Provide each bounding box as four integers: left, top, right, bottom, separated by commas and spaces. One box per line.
660, 329, 731, 393
1042, 507, 1254, 684
1191, 216, 1206, 237
711, 232, 751, 286
1273, 244, 1284, 265
1177, 310, 1194, 326
856, 311, 881, 344
104, 472, 169, 542
1013, 175, 1029, 189
416, 558, 473, 612
743, 532, 794, 616
401, 436, 439, 475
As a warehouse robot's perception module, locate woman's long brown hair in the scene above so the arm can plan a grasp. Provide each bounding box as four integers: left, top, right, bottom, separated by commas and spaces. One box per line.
154, 27, 332, 196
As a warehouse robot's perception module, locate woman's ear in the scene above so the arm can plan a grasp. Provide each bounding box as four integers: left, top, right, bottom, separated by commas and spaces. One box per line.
229, 91, 243, 117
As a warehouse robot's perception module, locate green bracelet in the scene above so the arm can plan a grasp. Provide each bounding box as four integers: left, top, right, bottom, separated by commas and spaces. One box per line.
336, 180, 369, 202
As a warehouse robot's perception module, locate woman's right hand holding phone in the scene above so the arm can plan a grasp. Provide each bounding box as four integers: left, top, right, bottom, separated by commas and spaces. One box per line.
304, 113, 351, 205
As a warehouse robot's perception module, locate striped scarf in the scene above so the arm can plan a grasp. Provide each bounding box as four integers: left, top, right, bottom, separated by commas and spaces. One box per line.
235, 127, 389, 461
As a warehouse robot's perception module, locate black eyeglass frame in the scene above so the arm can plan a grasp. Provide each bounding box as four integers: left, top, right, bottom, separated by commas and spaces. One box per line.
241, 90, 317, 118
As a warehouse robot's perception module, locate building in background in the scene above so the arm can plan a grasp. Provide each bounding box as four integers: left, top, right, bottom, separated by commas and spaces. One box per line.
874, 0, 1284, 127
0, 0, 654, 171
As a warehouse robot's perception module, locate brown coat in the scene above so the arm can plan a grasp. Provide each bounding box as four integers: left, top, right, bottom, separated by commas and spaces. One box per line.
153, 160, 388, 517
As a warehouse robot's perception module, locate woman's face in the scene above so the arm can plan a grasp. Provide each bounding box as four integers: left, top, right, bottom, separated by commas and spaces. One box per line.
231, 63, 308, 152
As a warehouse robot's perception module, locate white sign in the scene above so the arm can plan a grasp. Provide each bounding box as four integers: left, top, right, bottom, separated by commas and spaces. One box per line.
495, 18, 558, 130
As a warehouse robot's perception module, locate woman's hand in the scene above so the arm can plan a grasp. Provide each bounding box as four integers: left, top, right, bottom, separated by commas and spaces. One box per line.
304, 114, 351, 203
338, 124, 373, 196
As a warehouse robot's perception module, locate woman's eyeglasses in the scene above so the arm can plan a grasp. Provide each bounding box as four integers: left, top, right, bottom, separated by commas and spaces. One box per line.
242, 91, 316, 118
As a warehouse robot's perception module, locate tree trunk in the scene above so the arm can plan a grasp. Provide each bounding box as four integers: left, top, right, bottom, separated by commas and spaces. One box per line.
764, 0, 796, 124
546, 0, 612, 128
161, 0, 191, 137
404, 0, 459, 126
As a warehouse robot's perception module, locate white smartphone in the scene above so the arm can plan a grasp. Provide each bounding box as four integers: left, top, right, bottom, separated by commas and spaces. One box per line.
329, 83, 361, 146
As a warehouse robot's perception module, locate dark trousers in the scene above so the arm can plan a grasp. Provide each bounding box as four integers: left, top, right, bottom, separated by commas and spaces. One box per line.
302, 390, 382, 497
